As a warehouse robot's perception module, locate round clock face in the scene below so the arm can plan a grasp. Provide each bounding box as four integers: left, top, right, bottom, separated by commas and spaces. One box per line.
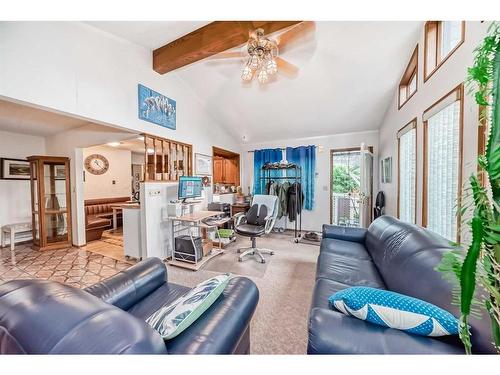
84, 154, 109, 175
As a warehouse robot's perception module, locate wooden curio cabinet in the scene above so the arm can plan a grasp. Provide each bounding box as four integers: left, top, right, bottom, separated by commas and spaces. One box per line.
27, 156, 72, 251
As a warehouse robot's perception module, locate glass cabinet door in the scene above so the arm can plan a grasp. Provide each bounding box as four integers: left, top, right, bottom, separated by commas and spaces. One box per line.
30, 160, 40, 246
42, 162, 68, 244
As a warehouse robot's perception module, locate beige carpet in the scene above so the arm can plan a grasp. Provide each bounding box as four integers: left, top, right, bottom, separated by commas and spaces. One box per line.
166, 231, 320, 354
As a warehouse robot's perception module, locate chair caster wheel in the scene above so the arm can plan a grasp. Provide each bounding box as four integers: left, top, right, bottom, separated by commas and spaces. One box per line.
270, 251, 274, 255
294, 238, 299, 243
261, 260, 266, 264
237, 249, 241, 253
238, 258, 243, 262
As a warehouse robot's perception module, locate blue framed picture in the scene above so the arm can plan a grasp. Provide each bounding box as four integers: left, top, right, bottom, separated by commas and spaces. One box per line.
138, 84, 176, 130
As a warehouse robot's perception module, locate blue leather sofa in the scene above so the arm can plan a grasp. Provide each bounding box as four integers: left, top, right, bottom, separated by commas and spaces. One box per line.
0, 257, 259, 354
308, 215, 495, 354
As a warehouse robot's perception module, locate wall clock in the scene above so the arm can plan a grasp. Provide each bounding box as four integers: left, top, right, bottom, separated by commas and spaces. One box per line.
84, 154, 109, 175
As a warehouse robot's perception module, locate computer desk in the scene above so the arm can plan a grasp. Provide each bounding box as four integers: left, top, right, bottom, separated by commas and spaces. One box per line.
166, 210, 229, 271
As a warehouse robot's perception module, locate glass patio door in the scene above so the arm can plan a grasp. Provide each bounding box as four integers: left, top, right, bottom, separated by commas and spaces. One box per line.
330, 147, 373, 227
330, 149, 362, 227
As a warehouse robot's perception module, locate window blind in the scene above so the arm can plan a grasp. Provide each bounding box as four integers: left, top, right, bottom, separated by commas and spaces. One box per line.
398, 125, 416, 223
425, 99, 461, 241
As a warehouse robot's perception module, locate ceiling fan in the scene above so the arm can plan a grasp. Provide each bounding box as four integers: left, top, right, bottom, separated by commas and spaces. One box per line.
210, 21, 315, 84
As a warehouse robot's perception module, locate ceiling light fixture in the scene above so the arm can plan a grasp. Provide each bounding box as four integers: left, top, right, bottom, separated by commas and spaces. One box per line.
108, 142, 121, 147
241, 28, 278, 84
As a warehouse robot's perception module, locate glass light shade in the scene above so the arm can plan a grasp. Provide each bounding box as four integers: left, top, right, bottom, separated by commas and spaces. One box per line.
249, 55, 260, 69
241, 65, 253, 81
266, 58, 277, 75
257, 69, 268, 84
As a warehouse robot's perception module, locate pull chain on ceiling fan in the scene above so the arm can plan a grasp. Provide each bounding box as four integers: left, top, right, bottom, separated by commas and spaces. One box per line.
210, 21, 315, 84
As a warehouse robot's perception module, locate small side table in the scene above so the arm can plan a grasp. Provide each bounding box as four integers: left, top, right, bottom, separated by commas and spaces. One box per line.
1, 222, 32, 251
231, 203, 250, 217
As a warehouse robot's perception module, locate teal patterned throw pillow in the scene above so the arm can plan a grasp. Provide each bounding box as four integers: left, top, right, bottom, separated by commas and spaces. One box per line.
329, 287, 459, 336
146, 273, 231, 340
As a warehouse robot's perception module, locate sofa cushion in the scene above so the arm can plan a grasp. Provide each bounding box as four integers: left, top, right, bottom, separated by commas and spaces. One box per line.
322, 224, 367, 243
164, 277, 259, 354
329, 286, 459, 336
308, 307, 464, 354
146, 274, 231, 340
316, 252, 385, 288
86, 217, 111, 229
127, 282, 190, 319
312, 278, 370, 310
320, 238, 372, 260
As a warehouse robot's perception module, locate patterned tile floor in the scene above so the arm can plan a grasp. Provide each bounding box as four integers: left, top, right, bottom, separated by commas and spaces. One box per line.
0, 243, 135, 288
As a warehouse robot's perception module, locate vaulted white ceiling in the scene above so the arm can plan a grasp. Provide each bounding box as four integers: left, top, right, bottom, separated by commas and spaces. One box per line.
87, 21, 422, 144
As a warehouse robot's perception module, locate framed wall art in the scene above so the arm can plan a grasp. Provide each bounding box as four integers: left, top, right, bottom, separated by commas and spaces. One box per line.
0, 158, 30, 180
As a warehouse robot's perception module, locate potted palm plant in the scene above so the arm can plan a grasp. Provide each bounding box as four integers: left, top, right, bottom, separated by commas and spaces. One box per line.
438, 22, 500, 354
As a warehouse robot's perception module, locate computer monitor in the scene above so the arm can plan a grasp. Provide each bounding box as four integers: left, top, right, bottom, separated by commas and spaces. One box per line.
178, 176, 203, 202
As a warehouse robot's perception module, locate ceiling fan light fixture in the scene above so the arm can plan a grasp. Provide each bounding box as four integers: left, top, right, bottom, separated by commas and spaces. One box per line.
266, 58, 278, 75
257, 69, 268, 84
241, 65, 253, 81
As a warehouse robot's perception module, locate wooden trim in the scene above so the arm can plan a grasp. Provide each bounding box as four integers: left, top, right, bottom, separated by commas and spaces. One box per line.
477, 104, 489, 186
424, 21, 465, 82
396, 118, 418, 223
422, 84, 464, 242
398, 45, 419, 110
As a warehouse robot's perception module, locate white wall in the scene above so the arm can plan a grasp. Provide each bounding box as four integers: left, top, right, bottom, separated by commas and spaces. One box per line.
378, 21, 489, 227
83, 145, 132, 200
0, 22, 241, 156
0, 21, 243, 245
241, 130, 379, 231
0, 130, 46, 232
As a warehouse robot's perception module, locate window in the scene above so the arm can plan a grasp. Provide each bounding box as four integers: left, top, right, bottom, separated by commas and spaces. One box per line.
423, 85, 463, 242
398, 45, 418, 109
397, 119, 417, 224
424, 21, 465, 81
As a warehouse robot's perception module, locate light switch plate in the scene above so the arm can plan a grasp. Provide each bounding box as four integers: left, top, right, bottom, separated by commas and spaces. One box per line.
149, 189, 161, 196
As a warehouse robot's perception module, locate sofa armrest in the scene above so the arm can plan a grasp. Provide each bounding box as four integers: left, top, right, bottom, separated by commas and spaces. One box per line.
85, 257, 167, 310
308, 308, 464, 354
165, 277, 259, 354
322, 224, 367, 243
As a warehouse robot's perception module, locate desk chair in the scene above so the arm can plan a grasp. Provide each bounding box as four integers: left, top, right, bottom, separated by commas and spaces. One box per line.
234, 195, 278, 263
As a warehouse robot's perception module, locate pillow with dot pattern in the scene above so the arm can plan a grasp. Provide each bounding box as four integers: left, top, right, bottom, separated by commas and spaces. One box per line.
328, 286, 459, 336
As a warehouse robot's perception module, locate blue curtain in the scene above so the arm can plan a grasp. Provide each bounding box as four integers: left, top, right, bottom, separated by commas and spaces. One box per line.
286, 145, 316, 210
253, 148, 283, 194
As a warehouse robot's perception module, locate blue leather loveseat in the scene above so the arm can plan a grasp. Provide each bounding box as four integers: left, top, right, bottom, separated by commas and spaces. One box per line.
308, 215, 495, 354
0, 257, 259, 354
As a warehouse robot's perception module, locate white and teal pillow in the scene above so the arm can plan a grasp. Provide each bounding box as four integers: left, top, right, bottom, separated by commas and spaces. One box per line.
329, 286, 459, 336
146, 273, 231, 340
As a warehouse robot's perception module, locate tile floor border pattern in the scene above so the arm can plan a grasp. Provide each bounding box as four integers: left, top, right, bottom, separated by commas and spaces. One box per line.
0, 244, 134, 289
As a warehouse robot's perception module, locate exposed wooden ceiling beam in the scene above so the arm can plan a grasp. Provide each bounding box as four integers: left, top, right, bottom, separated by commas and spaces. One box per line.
153, 21, 301, 74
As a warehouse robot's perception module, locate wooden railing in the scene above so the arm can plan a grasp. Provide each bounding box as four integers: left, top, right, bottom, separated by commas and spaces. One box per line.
142, 133, 192, 181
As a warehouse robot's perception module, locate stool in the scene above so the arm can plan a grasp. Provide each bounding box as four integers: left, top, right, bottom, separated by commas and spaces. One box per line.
1, 222, 32, 251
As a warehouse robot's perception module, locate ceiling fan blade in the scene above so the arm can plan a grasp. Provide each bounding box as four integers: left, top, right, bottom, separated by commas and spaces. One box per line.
276, 57, 299, 78
209, 51, 246, 60
276, 21, 315, 53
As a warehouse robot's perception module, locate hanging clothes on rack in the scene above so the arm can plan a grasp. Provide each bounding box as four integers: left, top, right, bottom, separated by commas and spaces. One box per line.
277, 181, 291, 219
287, 182, 304, 222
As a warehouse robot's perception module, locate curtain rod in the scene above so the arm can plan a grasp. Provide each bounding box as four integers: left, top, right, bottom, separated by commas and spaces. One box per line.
247, 145, 317, 153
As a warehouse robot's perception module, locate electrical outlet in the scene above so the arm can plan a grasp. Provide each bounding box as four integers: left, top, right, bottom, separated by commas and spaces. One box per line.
149, 189, 161, 196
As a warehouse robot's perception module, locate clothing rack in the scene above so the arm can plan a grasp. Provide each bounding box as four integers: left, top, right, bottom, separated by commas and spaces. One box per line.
260, 164, 302, 242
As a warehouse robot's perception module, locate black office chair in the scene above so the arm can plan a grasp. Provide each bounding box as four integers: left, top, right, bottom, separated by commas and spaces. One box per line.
234, 195, 278, 263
